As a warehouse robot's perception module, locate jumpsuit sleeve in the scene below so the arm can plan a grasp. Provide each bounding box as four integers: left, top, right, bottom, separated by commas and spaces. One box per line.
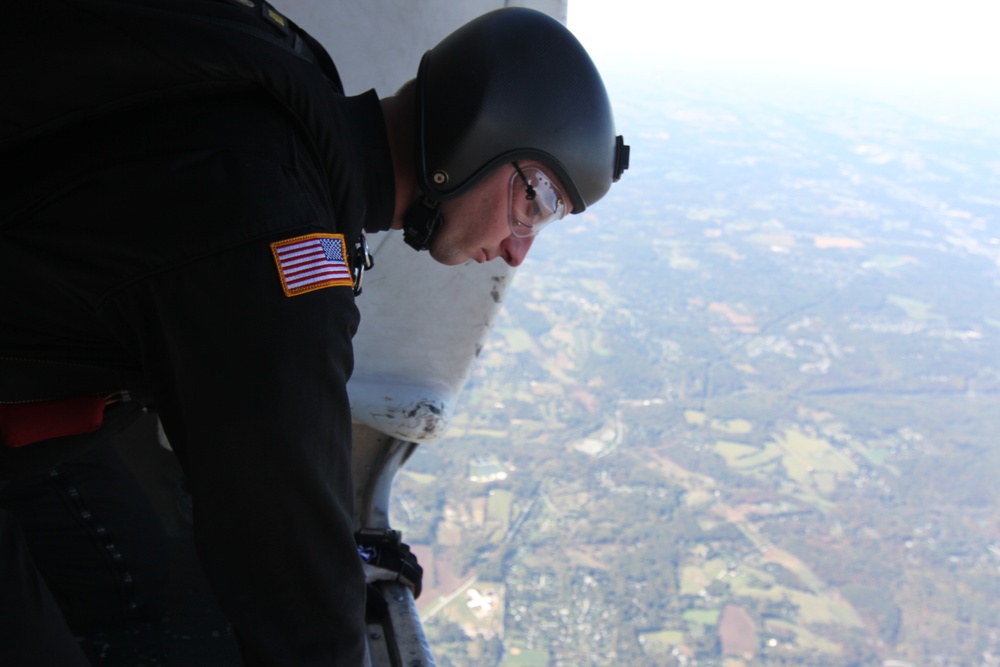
116, 236, 366, 666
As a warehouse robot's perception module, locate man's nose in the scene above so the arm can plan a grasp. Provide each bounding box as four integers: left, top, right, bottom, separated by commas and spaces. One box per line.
501, 235, 535, 267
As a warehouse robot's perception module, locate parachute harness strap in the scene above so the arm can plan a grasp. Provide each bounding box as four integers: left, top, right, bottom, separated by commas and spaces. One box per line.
401, 197, 444, 251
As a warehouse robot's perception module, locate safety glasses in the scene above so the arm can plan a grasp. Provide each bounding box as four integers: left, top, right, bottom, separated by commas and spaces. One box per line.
508, 163, 567, 238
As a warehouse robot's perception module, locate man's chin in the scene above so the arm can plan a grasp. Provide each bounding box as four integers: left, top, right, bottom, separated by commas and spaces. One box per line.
426, 245, 466, 266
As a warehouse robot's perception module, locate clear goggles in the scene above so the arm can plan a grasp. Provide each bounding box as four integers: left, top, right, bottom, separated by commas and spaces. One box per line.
508, 163, 568, 238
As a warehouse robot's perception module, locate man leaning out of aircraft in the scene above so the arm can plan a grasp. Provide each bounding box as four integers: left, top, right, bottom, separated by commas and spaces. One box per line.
0, 2, 629, 665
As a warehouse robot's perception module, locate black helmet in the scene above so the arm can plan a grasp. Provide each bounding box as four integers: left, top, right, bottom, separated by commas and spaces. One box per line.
414, 7, 629, 215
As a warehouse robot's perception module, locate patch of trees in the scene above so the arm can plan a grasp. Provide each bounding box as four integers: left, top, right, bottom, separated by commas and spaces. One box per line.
840, 583, 901, 644
762, 562, 810, 592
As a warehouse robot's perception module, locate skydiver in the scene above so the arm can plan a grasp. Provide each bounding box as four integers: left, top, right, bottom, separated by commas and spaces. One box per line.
0, 2, 628, 664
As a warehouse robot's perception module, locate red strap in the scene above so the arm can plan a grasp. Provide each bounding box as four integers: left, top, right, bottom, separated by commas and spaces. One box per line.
0, 396, 106, 448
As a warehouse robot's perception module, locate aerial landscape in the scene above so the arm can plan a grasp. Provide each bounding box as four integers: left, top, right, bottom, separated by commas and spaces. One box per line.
392, 64, 1000, 666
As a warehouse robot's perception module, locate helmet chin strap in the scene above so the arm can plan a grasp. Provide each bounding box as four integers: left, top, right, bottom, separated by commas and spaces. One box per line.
402, 196, 445, 251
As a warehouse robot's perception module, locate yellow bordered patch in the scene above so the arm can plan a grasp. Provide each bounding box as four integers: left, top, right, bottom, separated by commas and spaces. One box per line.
271, 233, 353, 297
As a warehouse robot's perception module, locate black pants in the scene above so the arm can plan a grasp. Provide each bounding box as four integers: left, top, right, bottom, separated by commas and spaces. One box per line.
0, 444, 169, 665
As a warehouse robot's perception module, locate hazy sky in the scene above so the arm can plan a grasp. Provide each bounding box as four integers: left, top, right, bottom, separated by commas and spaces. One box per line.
568, 0, 1000, 95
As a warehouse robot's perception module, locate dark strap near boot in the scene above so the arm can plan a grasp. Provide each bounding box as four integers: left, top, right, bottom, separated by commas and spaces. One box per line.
356, 529, 424, 599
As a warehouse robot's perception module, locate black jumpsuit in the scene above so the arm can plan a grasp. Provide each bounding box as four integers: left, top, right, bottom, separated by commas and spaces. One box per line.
0, 2, 396, 663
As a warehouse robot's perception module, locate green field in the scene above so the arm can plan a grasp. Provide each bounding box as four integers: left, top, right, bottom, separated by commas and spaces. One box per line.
711, 418, 753, 435
714, 440, 759, 464
680, 558, 727, 595
685, 410, 707, 425
886, 294, 944, 321
766, 619, 844, 655
498, 327, 535, 353
500, 647, 549, 666
639, 629, 685, 655
400, 470, 437, 485
775, 428, 855, 493
684, 609, 721, 627
487, 489, 514, 534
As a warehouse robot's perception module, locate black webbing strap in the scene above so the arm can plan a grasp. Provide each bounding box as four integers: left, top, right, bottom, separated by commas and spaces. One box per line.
356, 530, 424, 599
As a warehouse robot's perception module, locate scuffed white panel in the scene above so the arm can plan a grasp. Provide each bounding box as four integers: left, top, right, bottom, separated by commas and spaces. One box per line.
348, 379, 451, 442
345, 230, 514, 441
273, 0, 567, 443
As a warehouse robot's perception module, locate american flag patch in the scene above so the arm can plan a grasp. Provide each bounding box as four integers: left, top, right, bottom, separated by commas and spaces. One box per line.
270, 233, 353, 296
